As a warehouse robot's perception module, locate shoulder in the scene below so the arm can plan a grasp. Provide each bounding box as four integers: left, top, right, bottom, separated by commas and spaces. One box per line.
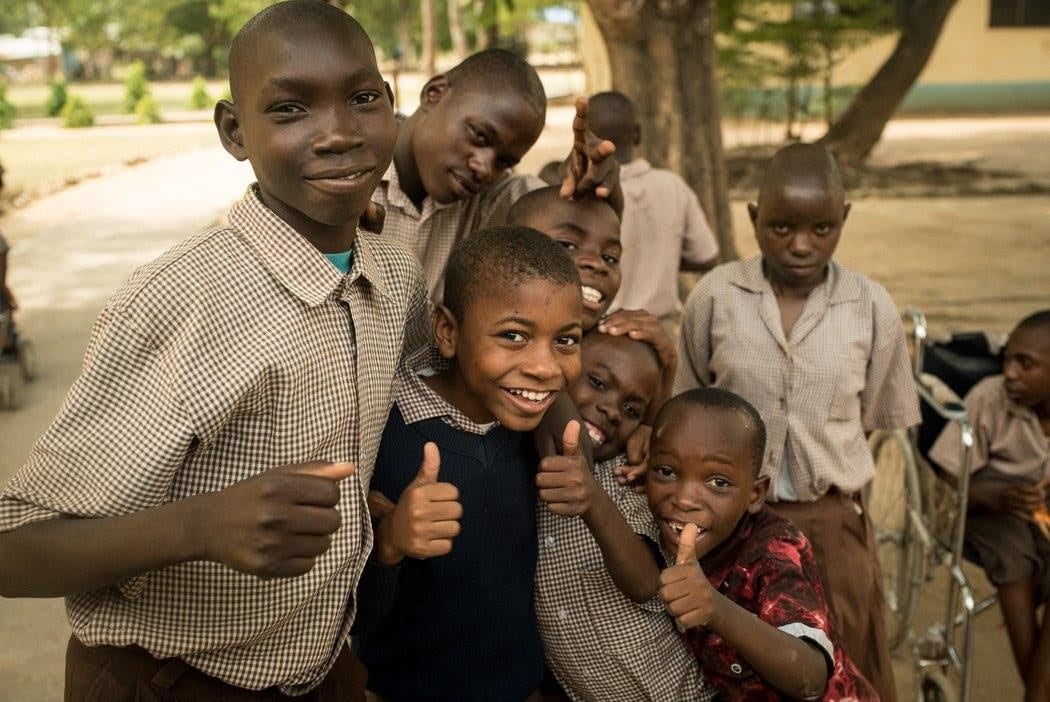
735, 508, 813, 572
684, 259, 746, 306
833, 262, 896, 311
356, 231, 425, 291
966, 374, 1008, 413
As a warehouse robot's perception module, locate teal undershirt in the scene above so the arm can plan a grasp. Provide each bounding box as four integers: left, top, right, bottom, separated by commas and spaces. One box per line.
324, 248, 354, 274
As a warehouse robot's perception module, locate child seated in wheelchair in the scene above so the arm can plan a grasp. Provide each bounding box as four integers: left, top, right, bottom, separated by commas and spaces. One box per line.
930, 309, 1050, 701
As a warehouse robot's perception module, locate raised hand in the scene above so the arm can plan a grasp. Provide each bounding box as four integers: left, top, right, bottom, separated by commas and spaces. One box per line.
537, 420, 596, 517
373, 443, 462, 565
597, 309, 677, 375
658, 523, 720, 632
559, 96, 619, 203
192, 461, 356, 578
615, 424, 652, 488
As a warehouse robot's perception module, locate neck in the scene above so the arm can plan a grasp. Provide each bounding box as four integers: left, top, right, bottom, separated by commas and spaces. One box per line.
762, 260, 827, 299
424, 368, 495, 424
614, 144, 633, 165
257, 189, 357, 254
393, 114, 427, 209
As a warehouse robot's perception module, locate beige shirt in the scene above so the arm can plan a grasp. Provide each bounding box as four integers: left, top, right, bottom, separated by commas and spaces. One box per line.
675, 257, 920, 500
929, 374, 1049, 480
0, 187, 431, 694
373, 163, 543, 302
608, 159, 719, 319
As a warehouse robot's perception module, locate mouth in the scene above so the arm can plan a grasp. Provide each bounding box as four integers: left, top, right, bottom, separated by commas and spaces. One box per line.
581, 285, 606, 312
501, 387, 557, 416
305, 166, 375, 194
662, 517, 709, 544
583, 420, 607, 447
449, 170, 479, 197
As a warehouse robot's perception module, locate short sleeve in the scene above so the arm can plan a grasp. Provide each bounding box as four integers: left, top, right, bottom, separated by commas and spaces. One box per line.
859, 285, 921, 432
674, 279, 716, 394
928, 378, 996, 475
679, 185, 719, 266
0, 306, 195, 532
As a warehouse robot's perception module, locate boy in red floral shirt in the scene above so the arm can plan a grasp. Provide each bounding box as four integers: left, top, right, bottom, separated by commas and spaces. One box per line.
647, 388, 876, 701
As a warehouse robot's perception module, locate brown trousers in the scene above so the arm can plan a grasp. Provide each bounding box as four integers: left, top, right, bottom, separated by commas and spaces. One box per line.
65, 635, 366, 702
768, 491, 897, 702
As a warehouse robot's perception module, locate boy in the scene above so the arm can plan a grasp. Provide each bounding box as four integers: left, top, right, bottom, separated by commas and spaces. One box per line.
648, 388, 877, 701
930, 310, 1050, 701
676, 143, 919, 700
535, 331, 711, 701
0, 4, 429, 699
375, 48, 622, 301
587, 91, 719, 336
359, 226, 585, 701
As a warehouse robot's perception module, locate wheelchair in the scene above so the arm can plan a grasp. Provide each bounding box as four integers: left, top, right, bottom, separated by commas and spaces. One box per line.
866, 309, 1004, 702
0, 306, 36, 409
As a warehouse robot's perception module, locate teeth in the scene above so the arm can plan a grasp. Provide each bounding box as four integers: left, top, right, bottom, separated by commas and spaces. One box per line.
507, 388, 552, 403
584, 421, 605, 446
667, 520, 706, 535
581, 285, 603, 304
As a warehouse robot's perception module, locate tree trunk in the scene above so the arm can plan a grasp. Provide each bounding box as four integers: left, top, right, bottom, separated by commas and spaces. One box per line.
448, 0, 468, 61
818, 0, 958, 165
585, 0, 736, 261
420, 0, 437, 75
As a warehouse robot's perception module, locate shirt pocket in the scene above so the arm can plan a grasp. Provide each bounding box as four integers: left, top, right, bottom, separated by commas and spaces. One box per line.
827, 352, 867, 422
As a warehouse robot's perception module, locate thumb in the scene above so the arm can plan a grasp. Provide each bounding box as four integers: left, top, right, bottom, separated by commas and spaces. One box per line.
294, 461, 356, 481
675, 522, 699, 565
561, 420, 581, 457
415, 442, 441, 484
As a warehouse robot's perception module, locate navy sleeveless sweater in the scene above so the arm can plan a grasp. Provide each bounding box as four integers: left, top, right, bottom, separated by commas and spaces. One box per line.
360, 406, 543, 702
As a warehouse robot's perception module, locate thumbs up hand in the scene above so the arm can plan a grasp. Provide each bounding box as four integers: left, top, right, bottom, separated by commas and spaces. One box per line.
658, 523, 720, 632
373, 443, 462, 566
536, 420, 597, 518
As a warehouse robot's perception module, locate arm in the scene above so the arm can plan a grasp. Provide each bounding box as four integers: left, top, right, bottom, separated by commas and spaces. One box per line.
678, 185, 719, 274
0, 461, 355, 598
659, 524, 829, 700
560, 97, 624, 218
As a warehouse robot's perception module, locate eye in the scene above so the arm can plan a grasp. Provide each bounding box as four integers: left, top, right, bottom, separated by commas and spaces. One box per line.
269, 102, 306, 116
350, 91, 382, 106
601, 252, 620, 266
588, 374, 605, 391
707, 475, 733, 490
499, 331, 526, 343
623, 402, 641, 419
771, 223, 791, 235
652, 464, 676, 480
468, 124, 489, 146
556, 239, 578, 252
555, 334, 581, 349
813, 223, 832, 236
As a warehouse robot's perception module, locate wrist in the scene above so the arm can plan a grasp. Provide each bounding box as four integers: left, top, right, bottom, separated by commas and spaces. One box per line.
705, 588, 734, 633
372, 519, 405, 566
175, 493, 212, 563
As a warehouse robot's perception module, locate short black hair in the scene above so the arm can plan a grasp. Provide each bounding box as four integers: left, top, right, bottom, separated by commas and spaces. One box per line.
758, 142, 845, 206
228, 1, 372, 105
654, 388, 767, 477
587, 91, 636, 147
1015, 309, 1050, 336
442, 225, 580, 321
445, 49, 546, 122
506, 185, 618, 228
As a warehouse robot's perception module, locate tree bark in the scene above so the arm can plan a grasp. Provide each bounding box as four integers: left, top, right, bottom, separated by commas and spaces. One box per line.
585, 0, 737, 261
420, 0, 437, 75
447, 0, 468, 61
818, 0, 958, 165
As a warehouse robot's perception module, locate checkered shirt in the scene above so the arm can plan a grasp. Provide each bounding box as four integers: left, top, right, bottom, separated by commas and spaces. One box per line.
393, 344, 498, 434
535, 454, 713, 702
373, 163, 544, 302
0, 185, 431, 693
675, 257, 921, 500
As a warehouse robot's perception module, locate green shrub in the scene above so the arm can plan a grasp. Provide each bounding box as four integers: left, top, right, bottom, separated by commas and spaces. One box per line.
133, 94, 162, 124
0, 83, 14, 129
44, 78, 68, 117
123, 60, 150, 113
61, 95, 94, 128
188, 76, 211, 109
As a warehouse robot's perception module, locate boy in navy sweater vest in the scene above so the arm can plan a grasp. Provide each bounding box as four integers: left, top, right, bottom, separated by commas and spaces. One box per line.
359, 226, 587, 701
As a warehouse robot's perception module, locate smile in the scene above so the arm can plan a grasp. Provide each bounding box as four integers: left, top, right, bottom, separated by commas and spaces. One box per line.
305, 167, 374, 193
502, 387, 556, 414
583, 420, 606, 446
449, 170, 479, 197
665, 518, 708, 538
581, 285, 605, 309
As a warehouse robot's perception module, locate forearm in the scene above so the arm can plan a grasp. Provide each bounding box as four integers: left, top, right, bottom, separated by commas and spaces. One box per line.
581, 490, 660, 602
707, 594, 829, 700
680, 256, 717, 273
0, 498, 203, 598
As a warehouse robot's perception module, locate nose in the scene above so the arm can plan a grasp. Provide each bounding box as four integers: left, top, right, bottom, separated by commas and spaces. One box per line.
1003, 358, 1020, 380
467, 149, 496, 185
520, 343, 561, 383
575, 248, 609, 276
787, 232, 813, 257
597, 398, 621, 426
312, 107, 365, 154
671, 478, 706, 511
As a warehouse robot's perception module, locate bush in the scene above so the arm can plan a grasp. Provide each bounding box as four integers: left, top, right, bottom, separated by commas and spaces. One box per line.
0, 83, 14, 130
44, 78, 68, 117
133, 94, 162, 124
123, 60, 150, 113
188, 76, 211, 109
61, 95, 94, 128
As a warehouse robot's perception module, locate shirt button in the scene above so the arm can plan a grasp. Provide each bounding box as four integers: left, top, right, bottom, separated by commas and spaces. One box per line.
558, 610, 568, 621
730, 663, 743, 675
545, 535, 555, 547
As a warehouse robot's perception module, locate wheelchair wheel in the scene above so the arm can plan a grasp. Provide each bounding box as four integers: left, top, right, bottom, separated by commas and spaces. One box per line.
18, 338, 37, 381
867, 429, 925, 651
0, 361, 25, 410
919, 669, 953, 702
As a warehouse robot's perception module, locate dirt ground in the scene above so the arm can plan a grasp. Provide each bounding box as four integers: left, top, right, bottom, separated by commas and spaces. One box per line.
0, 115, 1048, 700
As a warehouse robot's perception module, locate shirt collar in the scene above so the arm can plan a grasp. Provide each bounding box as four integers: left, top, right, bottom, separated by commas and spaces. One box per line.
395, 345, 499, 435
228, 185, 390, 307
381, 162, 455, 218
621, 158, 652, 181
729, 256, 861, 306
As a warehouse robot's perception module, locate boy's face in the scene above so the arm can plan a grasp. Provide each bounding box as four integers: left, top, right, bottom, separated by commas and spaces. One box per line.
217, 27, 396, 244
748, 181, 850, 290
1003, 326, 1050, 408
413, 82, 543, 204
436, 279, 583, 431
647, 406, 768, 561
569, 335, 660, 461
515, 198, 622, 331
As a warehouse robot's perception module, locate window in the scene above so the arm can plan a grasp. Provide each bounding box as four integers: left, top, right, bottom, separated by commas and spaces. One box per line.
989, 0, 1050, 26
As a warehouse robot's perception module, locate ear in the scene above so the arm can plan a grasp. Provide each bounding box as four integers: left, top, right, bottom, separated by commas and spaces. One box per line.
214, 100, 248, 162
433, 304, 459, 360
747, 202, 759, 226
384, 81, 396, 110
746, 474, 770, 513
419, 75, 450, 110
842, 201, 852, 223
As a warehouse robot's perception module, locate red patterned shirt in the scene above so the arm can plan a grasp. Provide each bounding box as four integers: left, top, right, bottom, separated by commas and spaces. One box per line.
684, 508, 877, 701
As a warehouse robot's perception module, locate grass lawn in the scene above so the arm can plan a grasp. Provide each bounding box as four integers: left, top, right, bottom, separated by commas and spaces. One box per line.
0, 124, 221, 200
5, 80, 229, 120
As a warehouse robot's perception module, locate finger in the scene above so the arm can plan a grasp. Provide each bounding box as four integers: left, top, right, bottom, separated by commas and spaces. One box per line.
415, 442, 441, 484
561, 420, 581, 457
424, 539, 455, 558
418, 482, 460, 503
538, 486, 586, 504
278, 533, 334, 559
267, 473, 341, 508
572, 96, 589, 147
415, 498, 463, 522
368, 490, 396, 519
259, 556, 317, 579
624, 464, 648, 483
676, 523, 699, 565
294, 462, 356, 482
281, 505, 342, 535
426, 520, 462, 539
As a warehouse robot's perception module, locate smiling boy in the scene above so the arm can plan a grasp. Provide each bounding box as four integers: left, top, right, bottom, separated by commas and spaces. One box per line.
359, 226, 584, 701
648, 388, 876, 701
0, 4, 428, 699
